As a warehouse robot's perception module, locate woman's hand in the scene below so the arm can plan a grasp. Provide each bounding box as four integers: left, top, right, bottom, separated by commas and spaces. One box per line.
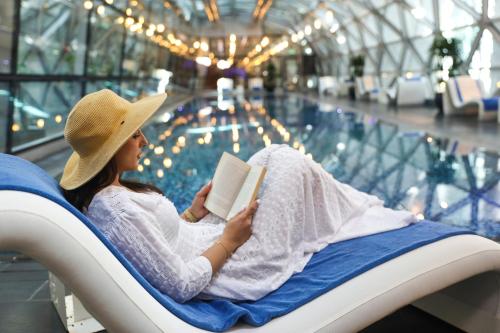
220, 200, 259, 251
189, 182, 212, 220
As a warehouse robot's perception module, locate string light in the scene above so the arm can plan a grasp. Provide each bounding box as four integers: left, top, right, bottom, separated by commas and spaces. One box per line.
83, 1, 93, 10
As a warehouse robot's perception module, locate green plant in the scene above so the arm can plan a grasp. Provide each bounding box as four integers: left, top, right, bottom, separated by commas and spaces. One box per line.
349, 54, 365, 78
429, 34, 463, 82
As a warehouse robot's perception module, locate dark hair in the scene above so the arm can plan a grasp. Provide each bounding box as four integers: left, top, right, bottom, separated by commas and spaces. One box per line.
62, 158, 163, 212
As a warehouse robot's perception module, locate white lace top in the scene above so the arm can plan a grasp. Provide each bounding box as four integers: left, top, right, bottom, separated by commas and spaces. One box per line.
86, 145, 416, 302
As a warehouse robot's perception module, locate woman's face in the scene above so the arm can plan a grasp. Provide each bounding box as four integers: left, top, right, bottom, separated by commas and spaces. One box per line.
114, 129, 148, 173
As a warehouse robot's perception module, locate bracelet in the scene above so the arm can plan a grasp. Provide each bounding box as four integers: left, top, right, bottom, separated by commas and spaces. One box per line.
183, 208, 198, 223
215, 240, 232, 260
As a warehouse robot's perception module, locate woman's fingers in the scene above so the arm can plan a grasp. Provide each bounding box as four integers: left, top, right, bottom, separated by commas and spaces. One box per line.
247, 200, 259, 215
240, 200, 259, 218
197, 181, 212, 197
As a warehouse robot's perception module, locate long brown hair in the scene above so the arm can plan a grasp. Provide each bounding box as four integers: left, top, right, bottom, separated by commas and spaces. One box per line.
62, 158, 163, 212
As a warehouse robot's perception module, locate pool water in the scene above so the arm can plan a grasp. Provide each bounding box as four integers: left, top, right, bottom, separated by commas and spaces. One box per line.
126, 95, 500, 240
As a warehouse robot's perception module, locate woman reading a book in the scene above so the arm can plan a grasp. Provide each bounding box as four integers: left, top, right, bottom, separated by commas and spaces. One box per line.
61, 90, 416, 302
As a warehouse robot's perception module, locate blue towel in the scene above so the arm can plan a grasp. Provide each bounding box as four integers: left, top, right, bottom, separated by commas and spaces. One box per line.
0, 153, 472, 332
482, 98, 499, 111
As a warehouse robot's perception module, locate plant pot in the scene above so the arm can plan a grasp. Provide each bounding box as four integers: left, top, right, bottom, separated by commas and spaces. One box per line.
348, 86, 356, 101
434, 92, 443, 117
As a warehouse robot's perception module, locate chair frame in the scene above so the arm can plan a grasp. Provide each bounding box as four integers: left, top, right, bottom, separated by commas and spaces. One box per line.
3, 189, 500, 332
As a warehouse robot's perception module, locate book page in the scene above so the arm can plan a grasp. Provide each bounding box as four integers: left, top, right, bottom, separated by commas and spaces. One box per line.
227, 166, 266, 220
204, 152, 251, 219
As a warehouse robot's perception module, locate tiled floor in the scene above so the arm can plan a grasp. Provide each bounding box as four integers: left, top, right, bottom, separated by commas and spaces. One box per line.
312, 95, 500, 154
2, 93, 495, 332
0, 258, 67, 333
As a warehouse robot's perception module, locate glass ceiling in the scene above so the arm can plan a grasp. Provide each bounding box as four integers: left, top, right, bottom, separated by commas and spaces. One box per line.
157, 0, 500, 91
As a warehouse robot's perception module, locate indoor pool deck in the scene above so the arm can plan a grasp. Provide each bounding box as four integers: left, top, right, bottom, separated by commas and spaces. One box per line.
2, 93, 498, 332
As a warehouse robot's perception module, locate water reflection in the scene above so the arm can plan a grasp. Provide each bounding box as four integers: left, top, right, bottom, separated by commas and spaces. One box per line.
126, 95, 500, 240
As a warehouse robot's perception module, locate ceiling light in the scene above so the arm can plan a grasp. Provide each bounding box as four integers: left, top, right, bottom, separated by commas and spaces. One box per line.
196, 56, 212, 66
97, 5, 105, 15
83, 1, 93, 10
217, 59, 231, 70
314, 19, 322, 30
330, 23, 339, 33
304, 25, 312, 35
326, 11, 334, 23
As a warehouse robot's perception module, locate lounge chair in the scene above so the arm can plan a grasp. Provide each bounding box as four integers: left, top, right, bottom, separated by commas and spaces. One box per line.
379, 76, 432, 106
248, 78, 263, 94
443, 75, 499, 121
2, 153, 500, 333
356, 75, 381, 101
318, 76, 337, 96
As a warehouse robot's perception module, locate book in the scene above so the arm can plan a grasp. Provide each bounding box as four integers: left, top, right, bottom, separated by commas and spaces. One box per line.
204, 152, 266, 221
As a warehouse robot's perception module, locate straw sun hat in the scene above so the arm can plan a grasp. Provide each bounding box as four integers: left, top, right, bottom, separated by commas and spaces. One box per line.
60, 89, 167, 190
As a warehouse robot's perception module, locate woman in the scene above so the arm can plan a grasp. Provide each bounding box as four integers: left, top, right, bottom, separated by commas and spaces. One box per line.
61, 89, 416, 303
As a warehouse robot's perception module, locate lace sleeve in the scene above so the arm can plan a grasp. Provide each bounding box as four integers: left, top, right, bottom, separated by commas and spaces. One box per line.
93, 192, 213, 302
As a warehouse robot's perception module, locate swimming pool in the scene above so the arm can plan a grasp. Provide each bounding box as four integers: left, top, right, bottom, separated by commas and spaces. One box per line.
126, 94, 500, 240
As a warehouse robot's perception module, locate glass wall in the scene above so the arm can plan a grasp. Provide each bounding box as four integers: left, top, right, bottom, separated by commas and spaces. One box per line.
0, 0, 193, 153
0, 82, 9, 152
17, 0, 87, 75
0, 2, 14, 73
302, 0, 500, 92
12, 81, 81, 149
87, 7, 125, 76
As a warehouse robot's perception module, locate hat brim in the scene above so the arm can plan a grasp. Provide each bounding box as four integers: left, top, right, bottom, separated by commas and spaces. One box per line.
60, 93, 167, 190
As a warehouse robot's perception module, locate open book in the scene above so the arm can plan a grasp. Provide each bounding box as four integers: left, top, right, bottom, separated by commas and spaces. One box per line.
204, 152, 266, 221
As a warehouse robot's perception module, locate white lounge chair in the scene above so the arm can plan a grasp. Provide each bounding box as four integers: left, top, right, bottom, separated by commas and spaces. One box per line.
356, 75, 381, 101
2, 153, 500, 333
379, 76, 433, 106
318, 76, 337, 96
443, 75, 499, 121
396, 76, 432, 106
217, 78, 234, 97
248, 78, 263, 94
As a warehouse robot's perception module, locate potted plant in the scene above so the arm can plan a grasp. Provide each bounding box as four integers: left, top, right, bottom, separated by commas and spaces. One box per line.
429, 34, 463, 115
349, 54, 365, 78
348, 54, 365, 100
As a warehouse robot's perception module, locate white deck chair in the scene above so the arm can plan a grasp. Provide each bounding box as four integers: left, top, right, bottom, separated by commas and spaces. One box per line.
2, 153, 500, 333
356, 75, 380, 101
379, 76, 432, 106
443, 75, 499, 121
318, 76, 337, 96
396, 76, 432, 106
248, 78, 263, 94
